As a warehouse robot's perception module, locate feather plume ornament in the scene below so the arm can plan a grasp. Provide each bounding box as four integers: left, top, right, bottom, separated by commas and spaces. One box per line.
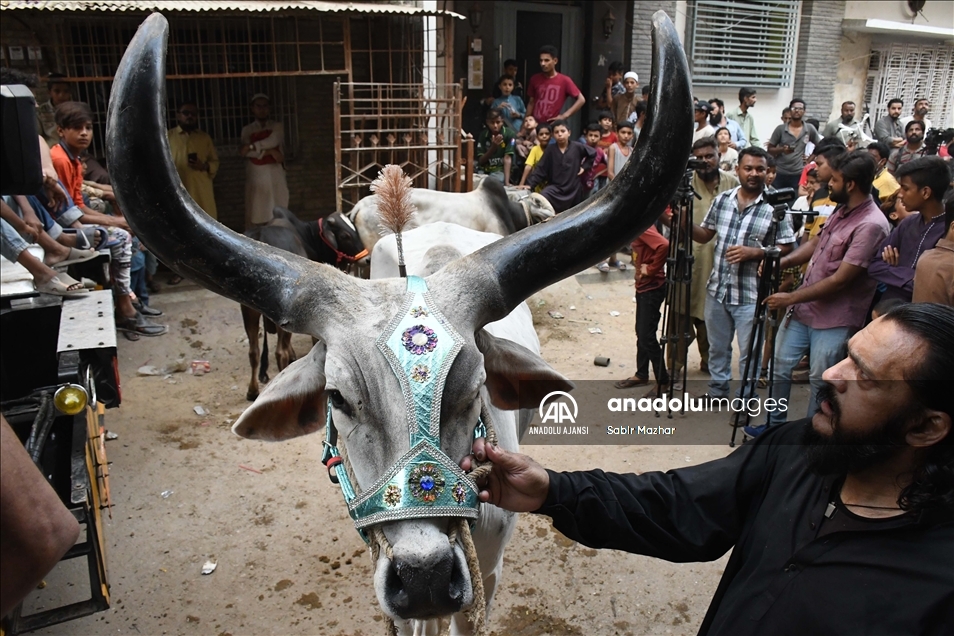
371, 164, 417, 278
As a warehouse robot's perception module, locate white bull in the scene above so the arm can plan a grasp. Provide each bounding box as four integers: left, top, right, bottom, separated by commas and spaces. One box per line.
107, 10, 691, 635
350, 177, 554, 255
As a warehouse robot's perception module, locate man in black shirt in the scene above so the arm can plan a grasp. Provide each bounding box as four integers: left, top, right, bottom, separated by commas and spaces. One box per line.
463, 303, 954, 635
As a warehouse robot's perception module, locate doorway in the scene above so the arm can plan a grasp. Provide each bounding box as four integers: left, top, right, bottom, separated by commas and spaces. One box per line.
494, 2, 584, 135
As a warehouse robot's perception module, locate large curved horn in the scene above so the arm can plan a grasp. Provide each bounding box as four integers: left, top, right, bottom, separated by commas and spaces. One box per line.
107, 13, 344, 333
437, 11, 692, 327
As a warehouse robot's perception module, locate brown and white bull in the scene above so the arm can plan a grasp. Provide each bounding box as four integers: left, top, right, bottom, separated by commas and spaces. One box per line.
349, 177, 555, 255
106, 11, 690, 634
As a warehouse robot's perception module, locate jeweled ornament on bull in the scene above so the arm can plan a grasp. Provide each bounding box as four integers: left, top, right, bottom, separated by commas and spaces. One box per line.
408, 463, 446, 503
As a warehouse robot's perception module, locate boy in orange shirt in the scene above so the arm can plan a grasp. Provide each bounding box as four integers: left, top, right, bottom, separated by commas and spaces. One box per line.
50, 101, 166, 337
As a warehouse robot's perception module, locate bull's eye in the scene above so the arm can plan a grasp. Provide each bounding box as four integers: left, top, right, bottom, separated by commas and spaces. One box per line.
329, 390, 347, 411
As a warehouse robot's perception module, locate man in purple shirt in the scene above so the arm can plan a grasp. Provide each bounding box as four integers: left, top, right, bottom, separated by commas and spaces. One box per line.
868, 157, 950, 302
757, 150, 890, 436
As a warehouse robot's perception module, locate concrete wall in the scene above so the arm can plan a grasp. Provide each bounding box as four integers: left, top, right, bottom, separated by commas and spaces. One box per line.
581, 0, 630, 124
831, 32, 872, 126
844, 0, 954, 26
791, 0, 846, 131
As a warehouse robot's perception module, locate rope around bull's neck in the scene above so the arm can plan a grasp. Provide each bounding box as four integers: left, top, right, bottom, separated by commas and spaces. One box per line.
337, 408, 498, 636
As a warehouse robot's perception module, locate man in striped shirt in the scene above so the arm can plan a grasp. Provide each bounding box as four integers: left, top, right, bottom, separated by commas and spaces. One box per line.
666, 146, 796, 401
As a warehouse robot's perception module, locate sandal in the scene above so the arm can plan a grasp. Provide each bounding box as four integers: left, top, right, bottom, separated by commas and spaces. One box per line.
597, 262, 611, 273
616, 262, 628, 272
36, 273, 89, 297
49, 247, 100, 269
614, 376, 650, 389
116, 311, 168, 337
168, 274, 183, 285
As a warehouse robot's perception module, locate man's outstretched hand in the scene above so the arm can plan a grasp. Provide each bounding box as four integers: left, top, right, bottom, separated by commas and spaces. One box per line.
461, 440, 550, 512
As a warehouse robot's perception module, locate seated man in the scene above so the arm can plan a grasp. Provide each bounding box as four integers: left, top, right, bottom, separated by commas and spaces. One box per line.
464, 302, 954, 636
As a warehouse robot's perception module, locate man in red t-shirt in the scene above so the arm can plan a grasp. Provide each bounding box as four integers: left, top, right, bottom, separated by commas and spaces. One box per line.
526, 45, 585, 125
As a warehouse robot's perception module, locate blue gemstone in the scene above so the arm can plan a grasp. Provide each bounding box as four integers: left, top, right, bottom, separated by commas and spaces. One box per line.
420, 476, 435, 491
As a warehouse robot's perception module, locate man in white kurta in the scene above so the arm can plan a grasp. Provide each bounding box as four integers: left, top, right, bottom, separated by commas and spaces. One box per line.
240, 94, 289, 227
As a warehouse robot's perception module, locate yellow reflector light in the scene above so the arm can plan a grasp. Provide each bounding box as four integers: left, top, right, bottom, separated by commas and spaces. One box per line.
54, 384, 88, 415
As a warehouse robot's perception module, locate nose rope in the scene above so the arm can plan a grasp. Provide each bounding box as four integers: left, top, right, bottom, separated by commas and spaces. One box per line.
338, 409, 496, 636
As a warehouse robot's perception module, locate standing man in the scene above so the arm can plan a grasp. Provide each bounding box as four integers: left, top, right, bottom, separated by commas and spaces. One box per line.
708, 98, 747, 149
726, 87, 760, 148
669, 137, 739, 377
822, 101, 858, 138
664, 147, 795, 403
525, 46, 585, 125
35, 73, 72, 148
763, 150, 890, 437
167, 100, 219, 220
899, 98, 932, 132
886, 121, 927, 176
767, 98, 821, 192
874, 98, 905, 149
240, 93, 289, 228
692, 102, 715, 144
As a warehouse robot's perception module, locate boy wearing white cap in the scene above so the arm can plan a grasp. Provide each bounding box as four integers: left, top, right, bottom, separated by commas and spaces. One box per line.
611, 72, 640, 125
239, 93, 290, 227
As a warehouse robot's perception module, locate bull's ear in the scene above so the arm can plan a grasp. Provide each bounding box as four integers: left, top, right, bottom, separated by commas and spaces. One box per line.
232, 342, 327, 441
475, 330, 574, 410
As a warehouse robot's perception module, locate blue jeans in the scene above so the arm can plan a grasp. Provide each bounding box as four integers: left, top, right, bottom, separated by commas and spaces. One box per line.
704, 294, 758, 397
768, 317, 852, 426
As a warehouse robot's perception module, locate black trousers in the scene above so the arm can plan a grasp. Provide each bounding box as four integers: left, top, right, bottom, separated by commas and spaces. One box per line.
635, 284, 669, 383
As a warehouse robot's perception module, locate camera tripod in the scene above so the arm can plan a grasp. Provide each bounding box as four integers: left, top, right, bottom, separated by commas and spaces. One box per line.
655, 163, 702, 417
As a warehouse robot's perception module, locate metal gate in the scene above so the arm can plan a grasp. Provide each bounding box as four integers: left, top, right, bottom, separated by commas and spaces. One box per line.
864, 43, 954, 128
333, 81, 470, 213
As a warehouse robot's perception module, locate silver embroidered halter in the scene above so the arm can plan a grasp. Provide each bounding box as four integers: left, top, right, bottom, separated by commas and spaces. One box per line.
321, 275, 484, 543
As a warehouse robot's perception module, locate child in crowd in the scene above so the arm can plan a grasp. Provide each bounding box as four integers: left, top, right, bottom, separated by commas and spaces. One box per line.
515, 115, 537, 160
597, 111, 617, 152
716, 127, 738, 172
607, 120, 634, 180
476, 108, 516, 185
519, 123, 551, 189
522, 120, 594, 213
49, 101, 166, 337
614, 224, 670, 389
765, 154, 777, 188
883, 192, 914, 226
491, 75, 526, 135
581, 123, 608, 196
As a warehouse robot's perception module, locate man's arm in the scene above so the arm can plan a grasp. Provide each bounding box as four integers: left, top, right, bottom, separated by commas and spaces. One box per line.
730, 119, 748, 149
660, 211, 716, 244
1, 415, 80, 617
779, 235, 819, 269
503, 154, 512, 186
560, 92, 586, 121
771, 259, 867, 308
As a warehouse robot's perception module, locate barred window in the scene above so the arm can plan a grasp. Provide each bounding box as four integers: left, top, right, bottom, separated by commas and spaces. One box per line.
687, 0, 800, 88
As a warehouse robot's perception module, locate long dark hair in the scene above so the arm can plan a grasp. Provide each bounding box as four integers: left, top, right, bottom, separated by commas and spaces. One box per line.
883, 303, 954, 513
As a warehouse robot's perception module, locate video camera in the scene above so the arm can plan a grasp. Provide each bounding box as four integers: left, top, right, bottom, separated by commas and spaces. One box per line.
924, 127, 954, 156
0, 83, 44, 195
764, 186, 817, 225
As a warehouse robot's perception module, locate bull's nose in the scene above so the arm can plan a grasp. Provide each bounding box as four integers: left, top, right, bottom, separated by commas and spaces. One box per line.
384, 548, 466, 619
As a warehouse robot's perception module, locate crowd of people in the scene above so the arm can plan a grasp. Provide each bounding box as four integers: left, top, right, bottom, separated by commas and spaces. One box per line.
1, 69, 291, 340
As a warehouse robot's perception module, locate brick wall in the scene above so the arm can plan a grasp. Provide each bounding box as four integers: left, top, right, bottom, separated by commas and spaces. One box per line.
629, 1, 676, 84
792, 0, 846, 126
212, 75, 338, 231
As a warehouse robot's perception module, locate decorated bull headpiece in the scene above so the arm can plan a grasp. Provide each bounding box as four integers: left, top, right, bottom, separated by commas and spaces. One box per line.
106, 6, 691, 542
322, 275, 484, 542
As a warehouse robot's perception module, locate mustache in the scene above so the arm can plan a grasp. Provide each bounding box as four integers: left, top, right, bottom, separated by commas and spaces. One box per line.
816, 382, 841, 420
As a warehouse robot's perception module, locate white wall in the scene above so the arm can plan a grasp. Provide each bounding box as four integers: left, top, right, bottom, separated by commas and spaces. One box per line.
675, 0, 799, 147
844, 0, 954, 26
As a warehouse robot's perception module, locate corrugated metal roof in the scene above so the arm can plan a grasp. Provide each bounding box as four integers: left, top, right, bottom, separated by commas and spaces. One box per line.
0, 0, 463, 18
